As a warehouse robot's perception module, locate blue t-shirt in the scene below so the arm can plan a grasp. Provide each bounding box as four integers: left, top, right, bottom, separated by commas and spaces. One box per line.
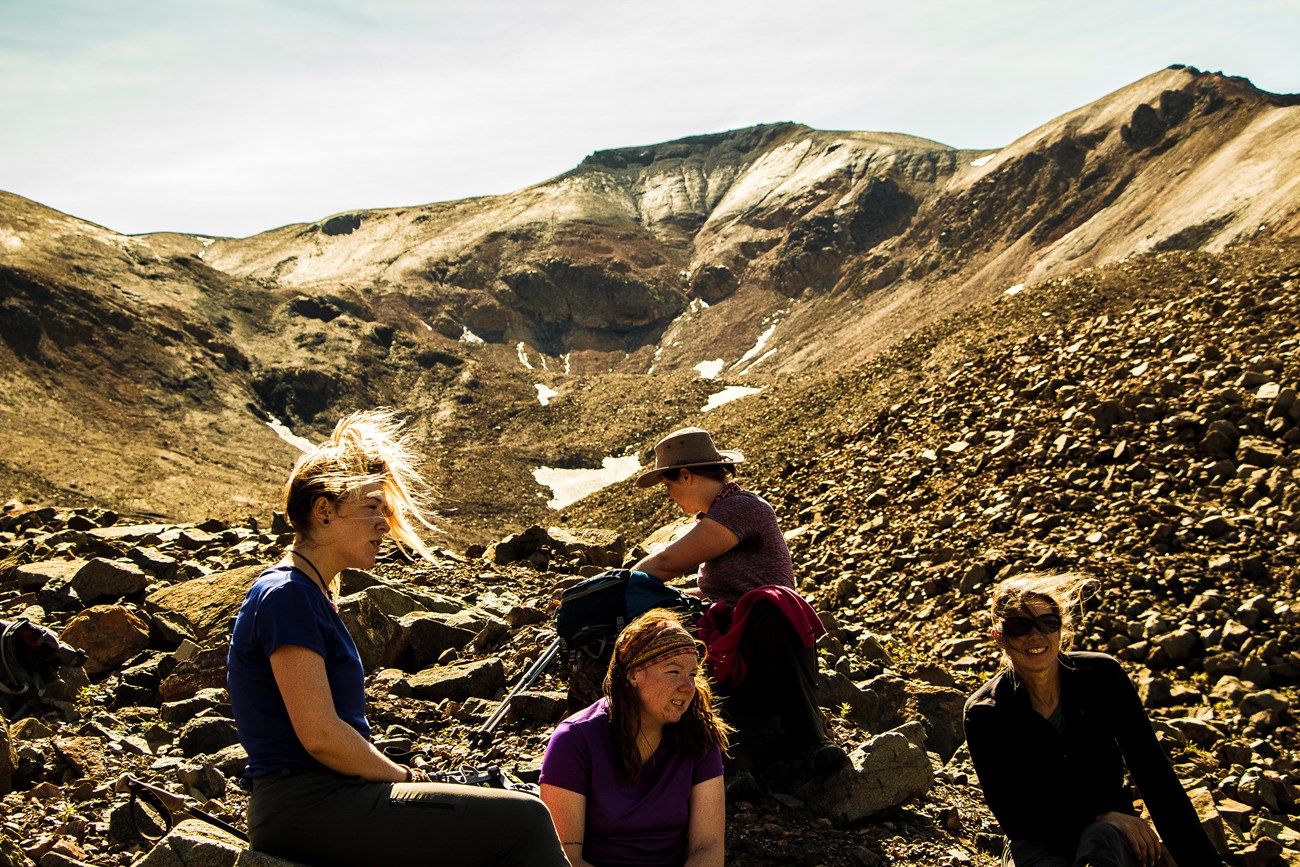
226, 565, 369, 784
540, 698, 724, 867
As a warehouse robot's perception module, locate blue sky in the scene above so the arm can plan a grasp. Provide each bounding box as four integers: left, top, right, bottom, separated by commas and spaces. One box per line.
2, 0, 1297, 238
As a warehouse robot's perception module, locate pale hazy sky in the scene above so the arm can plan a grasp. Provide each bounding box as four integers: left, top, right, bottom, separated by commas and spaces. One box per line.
2, 0, 1297, 238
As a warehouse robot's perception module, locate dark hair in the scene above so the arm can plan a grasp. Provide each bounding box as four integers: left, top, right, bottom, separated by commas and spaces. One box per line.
602, 609, 730, 782
662, 463, 736, 484
283, 409, 438, 558
990, 571, 1095, 658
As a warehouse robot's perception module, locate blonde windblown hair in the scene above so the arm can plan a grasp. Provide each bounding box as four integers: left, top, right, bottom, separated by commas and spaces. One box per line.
283, 409, 438, 560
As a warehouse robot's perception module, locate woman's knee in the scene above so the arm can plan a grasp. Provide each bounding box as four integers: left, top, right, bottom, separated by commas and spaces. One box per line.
1076, 821, 1140, 867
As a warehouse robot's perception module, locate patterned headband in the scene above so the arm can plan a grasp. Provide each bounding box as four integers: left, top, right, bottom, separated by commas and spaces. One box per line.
621, 621, 699, 673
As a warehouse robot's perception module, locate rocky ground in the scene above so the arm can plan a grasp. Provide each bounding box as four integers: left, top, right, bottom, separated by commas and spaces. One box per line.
3, 241, 1300, 866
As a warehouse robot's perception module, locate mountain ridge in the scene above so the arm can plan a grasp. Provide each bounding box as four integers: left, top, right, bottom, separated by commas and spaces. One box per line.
3, 65, 1300, 547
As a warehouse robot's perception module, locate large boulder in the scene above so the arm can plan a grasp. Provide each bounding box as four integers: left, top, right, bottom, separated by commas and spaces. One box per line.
60, 605, 149, 675
797, 727, 934, 825
146, 564, 264, 640
397, 612, 480, 669
70, 558, 148, 603
11, 559, 84, 593
337, 593, 403, 671
404, 658, 505, 703
909, 685, 968, 763
133, 818, 304, 867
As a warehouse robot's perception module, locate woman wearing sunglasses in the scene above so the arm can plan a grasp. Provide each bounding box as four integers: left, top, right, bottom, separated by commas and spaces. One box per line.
963, 572, 1224, 867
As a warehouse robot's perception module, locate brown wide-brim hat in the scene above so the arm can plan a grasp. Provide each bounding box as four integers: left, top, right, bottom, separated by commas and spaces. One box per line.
635, 427, 744, 487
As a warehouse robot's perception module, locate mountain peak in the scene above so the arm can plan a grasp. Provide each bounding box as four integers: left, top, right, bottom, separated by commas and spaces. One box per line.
575, 122, 807, 172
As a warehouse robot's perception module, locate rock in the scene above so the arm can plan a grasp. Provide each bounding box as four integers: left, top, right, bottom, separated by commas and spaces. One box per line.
158, 645, 230, 703
337, 593, 403, 671
176, 717, 239, 757
1202, 651, 1243, 677
40, 850, 95, 867
148, 610, 198, 649
818, 671, 880, 730
1185, 786, 1230, 856
85, 523, 172, 545
858, 634, 893, 665
0, 715, 16, 795
910, 686, 967, 762
146, 564, 264, 641
0, 833, 35, 867
59, 605, 149, 675
1153, 626, 1201, 662
545, 526, 627, 568
115, 652, 175, 707
1201, 419, 1241, 454
128, 547, 180, 582
52, 736, 108, 780
1091, 401, 1123, 435
403, 658, 505, 703
352, 585, 419, 618
69, 558, 148, 603
396, 612, 479, 668
1138, 675, 1173, 708
957, 563, 988, 593
1239, 835, 1283, 867
11, 560, 83, 593
1237, 436, 1282, 467
797, 727, 933, 824
507, 690, 569, 725
175, 762, 226, 800
1168, 718, 1224, 749
133, 818, 305, 867
210, 743, 249, 778
160, 689, 230, 726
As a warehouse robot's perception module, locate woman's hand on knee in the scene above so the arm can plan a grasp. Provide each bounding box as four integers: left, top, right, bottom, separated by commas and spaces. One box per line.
1098, 811, 1160, 866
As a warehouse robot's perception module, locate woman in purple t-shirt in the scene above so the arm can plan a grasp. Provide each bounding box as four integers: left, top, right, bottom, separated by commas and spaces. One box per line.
540, 610, 729, 867
631, 427, 846, 800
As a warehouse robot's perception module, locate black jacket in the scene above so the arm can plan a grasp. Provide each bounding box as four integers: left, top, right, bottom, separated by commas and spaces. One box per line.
963, 652, 1222, 866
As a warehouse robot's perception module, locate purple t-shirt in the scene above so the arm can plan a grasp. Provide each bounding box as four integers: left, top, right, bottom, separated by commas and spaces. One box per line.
697, 489, 795, 603
540, 698, 723, 867
227, 565, 369, 784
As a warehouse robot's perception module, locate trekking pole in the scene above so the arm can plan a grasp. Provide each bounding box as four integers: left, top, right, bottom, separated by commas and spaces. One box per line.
473, 636, 563, 748
122, 775, 249, 843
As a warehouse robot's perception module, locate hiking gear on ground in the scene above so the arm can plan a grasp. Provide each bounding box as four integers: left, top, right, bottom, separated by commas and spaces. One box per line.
0, 617, 84, 716
472, 636, 562, 748
556, 569, 699, 662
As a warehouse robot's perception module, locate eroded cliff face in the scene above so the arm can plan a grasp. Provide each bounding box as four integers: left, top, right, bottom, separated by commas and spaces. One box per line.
2, 66, 1299, 539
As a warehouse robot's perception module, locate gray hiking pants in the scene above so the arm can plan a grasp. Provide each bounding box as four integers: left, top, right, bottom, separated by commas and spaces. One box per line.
248, 769, 567, 867
1002, 821, 1143, 867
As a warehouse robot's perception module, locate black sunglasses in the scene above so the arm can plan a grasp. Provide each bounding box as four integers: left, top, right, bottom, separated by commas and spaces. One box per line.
1000, 613, 1063, 638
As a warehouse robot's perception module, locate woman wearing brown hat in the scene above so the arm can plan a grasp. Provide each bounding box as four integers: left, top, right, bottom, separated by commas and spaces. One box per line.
632, 427, 845, 800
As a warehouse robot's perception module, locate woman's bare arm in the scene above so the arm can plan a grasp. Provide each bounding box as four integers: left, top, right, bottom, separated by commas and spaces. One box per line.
270, 644, 408, 782
632, 518, 739, 580
539, 784, 595, 867
683, 776, 726, 867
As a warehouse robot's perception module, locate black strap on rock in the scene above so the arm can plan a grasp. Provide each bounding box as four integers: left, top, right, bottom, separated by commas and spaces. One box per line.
125, 776, 249, 844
